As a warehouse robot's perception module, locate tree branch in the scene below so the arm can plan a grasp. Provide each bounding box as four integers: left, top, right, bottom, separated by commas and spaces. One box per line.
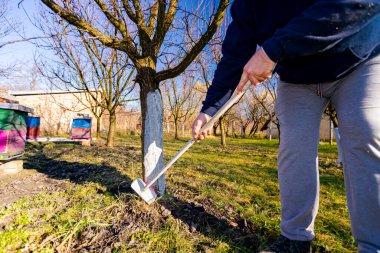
152, 0, 178, 56
93, 0, 128, 37
41, 0, 140, 60
156, 0, 229, 81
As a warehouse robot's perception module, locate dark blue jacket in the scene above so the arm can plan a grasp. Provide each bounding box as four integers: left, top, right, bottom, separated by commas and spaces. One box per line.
201, 0, 380, 116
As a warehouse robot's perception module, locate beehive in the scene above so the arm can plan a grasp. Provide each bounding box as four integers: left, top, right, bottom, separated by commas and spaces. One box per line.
26, 116, 40, 140
0, 104, 33, 161
71, 117, 92, 140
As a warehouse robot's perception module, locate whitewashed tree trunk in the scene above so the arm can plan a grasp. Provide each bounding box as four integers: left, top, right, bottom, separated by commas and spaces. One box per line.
334, 127, 343, 164
143, 89, 166, 194
269, 120, 272, 141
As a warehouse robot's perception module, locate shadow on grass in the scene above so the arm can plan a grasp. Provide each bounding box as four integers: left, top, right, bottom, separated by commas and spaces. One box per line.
22, 142, 267, 252
23, 143, 132, 195
158, 196, 263, 252
21, 142, 341, 252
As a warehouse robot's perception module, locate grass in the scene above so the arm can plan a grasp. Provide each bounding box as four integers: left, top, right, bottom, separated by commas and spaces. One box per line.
0, 136, 354, 252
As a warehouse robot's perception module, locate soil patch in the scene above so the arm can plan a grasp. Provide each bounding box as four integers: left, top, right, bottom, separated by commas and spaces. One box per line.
0, 169, 67, 208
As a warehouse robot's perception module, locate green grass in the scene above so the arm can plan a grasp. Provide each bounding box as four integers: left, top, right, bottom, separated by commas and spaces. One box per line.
0, 136, 354, 252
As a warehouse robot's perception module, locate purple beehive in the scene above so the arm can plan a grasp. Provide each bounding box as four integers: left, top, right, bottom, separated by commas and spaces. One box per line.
0, 104, 33, 161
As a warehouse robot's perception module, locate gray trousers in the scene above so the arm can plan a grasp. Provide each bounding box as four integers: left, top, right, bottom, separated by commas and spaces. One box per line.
275, 55, 380, 252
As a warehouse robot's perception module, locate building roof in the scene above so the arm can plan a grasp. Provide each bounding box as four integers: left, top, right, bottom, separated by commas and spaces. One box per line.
0, 103, 34, 113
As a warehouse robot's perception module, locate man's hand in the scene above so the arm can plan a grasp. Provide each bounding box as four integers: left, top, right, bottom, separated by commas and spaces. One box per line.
236, 48, 276, 93
192, 112, 212, 141
192, 49, 275, 142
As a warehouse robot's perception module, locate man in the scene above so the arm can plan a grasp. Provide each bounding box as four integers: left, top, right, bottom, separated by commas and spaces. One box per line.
192, 0, 380, 252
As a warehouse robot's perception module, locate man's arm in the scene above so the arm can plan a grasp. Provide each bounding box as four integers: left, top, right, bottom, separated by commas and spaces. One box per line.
262, 0, 380, 62
200, 0, 258, 117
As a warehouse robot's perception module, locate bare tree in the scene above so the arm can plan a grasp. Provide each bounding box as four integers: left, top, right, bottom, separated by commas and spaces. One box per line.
324, 101, 338, 128
0, 0, 21, 78
194, 14, 232, 146
253, 76, 280, 140
235, 94, 266, 138
324, 102, 342, 163
50, 88, 106, 139
0, 1, 16, 45
39, 0, 230, 193
236, 101, 252, 137
163, 74, 201, 140
36, 8, 136, 147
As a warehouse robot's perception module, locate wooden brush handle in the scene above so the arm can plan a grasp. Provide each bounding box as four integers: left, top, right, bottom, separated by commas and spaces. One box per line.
144, 91, 245, 190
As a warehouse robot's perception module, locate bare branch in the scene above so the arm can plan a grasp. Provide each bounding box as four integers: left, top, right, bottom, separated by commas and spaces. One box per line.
41, 0, 140, 60
93, 0, 128, 37
156, 0, 229, 81
152, 0, 178, 56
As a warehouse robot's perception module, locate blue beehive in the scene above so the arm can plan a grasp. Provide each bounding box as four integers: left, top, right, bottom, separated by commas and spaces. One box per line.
71, 117, 92, 139
26, 116, 40, 139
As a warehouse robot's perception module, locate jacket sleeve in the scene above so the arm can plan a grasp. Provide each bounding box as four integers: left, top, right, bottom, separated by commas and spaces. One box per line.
262, 0, 380, 62
201, 0, 257, 117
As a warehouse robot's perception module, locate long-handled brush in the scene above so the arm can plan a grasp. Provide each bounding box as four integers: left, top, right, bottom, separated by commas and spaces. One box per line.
131, 89, 246, 204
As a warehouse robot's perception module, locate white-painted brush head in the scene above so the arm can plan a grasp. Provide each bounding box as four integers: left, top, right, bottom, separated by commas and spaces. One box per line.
131, 178, 158, 205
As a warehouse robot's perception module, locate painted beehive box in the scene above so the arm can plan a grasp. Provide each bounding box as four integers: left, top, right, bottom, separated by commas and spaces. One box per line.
71, 117, 92, 140
0, 104, 33, 161
26, 116, 40, 140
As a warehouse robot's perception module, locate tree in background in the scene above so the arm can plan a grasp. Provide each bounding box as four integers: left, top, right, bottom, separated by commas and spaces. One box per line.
324, 101, 338, 128
163, 74, 201, 140
235, 92, 267, 138
324, 101, 342, 164
195, 13, 232, 146
40, 0, 230, 193
253, 76, 280, 140
199, 50, 279, 141
36, 9, 136, 147
0, 0, 19, 48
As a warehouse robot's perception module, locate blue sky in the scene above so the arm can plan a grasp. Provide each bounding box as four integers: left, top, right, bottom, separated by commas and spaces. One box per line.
0, 0, 39, 67
0, 0, 42, 88
0, 0, 231, 89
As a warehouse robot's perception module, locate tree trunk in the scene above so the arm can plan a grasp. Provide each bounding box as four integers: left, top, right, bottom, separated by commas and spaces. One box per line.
274, 119, 281, 143
241, 125, 246, 138
248, 122, 259, 137
268, 120, 272, 141
220, 118, 227, 147
106, 112, 116, 147
260, 118, 271, 132
174, 118, 179, 140
140, 84, 166, 194
232, 121, 236, 138
96, 116, 101, 139
330, 114, 339, 128
213, 124, 218, 136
